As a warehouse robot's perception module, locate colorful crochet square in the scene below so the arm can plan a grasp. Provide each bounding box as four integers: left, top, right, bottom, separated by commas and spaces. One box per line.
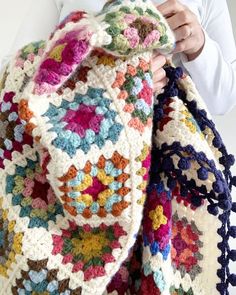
0, 92, 33, 169
42, 87, 123, 157
11, 258, 82, 294
15, 41, 45, 69
5, 153, 64, 229
112, 58, 153, 133
171, 212, 203, 280
103, 4, 173, 55
51, 221, 127, 281
0, 198, 23, 279
143, 182, 172, 259
58, 151, 130, 218
33, 29, 91, 95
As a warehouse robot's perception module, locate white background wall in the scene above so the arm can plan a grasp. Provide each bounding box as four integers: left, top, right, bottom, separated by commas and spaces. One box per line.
0, 0, 236, 293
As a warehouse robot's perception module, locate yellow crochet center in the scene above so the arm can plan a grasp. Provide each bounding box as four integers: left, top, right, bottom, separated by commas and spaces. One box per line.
71, 231, 109, 261
149, 205, 167, 230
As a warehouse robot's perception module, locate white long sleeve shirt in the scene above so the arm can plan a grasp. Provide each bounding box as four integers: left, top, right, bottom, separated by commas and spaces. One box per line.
1, 0, 236, 115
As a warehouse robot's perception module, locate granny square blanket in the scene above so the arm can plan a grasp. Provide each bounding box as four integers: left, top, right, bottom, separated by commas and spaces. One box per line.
0, 0, 236, 294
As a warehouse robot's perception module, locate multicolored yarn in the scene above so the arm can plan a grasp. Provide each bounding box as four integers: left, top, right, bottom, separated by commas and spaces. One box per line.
11, 258, 83, 295
102, 4, 173, 55
0, 0, 236, 294
58, 151, 131, 218
0, 91, 33, 168
149, 64, 236, 294
0, 197, 24, 279
112, 58, 153, 132
5, 152, 64, 229
171, 212, 203, 280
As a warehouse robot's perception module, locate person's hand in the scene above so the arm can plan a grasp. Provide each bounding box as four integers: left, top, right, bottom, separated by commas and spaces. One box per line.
157, 0, 205, 61
151, 52, 168, 94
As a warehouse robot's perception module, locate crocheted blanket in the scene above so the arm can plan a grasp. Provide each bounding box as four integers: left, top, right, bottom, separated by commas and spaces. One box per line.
0, 0, 235, 294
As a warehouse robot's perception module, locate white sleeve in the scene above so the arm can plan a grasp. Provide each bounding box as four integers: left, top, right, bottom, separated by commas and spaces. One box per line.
180, 0, 236, 115
0, 0, 60, 70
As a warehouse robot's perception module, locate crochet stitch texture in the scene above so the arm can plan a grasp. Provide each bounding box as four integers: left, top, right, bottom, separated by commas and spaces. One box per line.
0, 0, 236, 294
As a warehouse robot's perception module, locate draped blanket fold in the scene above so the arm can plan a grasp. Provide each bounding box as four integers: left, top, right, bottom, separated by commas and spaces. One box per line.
0, 0, 235, 294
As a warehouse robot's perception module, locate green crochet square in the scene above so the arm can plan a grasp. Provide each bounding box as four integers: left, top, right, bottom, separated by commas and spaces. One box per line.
99, 0, 175, 56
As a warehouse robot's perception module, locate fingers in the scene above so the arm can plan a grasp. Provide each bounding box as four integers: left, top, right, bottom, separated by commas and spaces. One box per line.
151, 54, 166, 72
172, 35, 195, 54
154, 77, 168, 93
151, 54, 168, 93
174, 24, 192, 41
167, 10, 192, 30
153, 67, 168, 93
157, 0, 204, 58
153, 68, 166, 83
157, 0, 183, 17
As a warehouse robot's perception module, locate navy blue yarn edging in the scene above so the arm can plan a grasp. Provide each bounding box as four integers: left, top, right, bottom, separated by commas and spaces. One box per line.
151, 65, 236, 293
